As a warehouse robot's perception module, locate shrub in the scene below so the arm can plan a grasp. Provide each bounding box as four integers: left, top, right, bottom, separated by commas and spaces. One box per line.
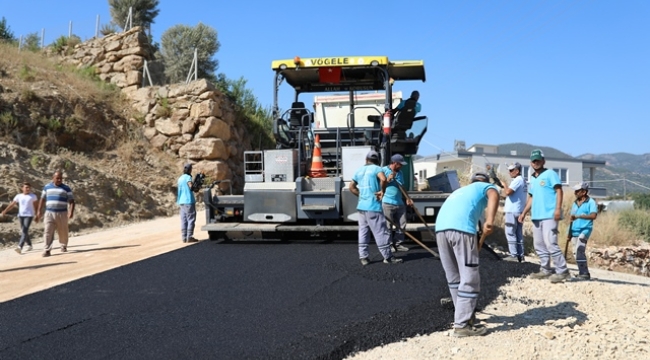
30, 155, 44, 168
631, 193, 650, 211
40, 117, 62, 131
20, 89, 37, 101
51, 35, 68, 54
67, 35, 81, 49
155, 97, 172, 117
100, 23, 118, 36
0, 111, 17, 130
64, 116, 84, 133
22, 32, 41, 52
18, 65, 35, 82
618, 209, 650, 243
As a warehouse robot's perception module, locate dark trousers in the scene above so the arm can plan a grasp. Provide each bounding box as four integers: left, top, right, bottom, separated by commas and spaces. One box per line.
18, 216, 33, 248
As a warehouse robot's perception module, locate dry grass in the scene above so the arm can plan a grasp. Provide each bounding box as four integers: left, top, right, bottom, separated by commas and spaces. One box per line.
0, 42, 122, 106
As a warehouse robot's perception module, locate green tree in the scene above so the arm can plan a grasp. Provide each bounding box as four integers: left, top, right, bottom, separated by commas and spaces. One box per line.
216, 74, 274, 149
160, 22, 219, 84
23, 32, 41, 52
0, 17, 16, 43
108, 0, 160, 30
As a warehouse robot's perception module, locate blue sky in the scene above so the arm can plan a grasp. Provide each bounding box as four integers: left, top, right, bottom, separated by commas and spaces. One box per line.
3, 0, 649, 157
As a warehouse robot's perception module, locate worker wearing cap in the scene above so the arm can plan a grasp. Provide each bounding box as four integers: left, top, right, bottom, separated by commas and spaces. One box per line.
519, 149, 569, 283
177, 163, 198, 243
350, 150, 403, 265
382, 153, 414, 252
502, 162, 527, 262
435, 172, 499, 337
569, 182, 598, 280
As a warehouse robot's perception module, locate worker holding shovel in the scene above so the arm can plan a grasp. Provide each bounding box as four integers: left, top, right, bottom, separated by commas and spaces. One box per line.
382, 154, 412, 253
435, 172, 499, 337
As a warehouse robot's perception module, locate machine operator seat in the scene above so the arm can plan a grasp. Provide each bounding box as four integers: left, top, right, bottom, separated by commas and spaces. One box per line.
289, 102, 312, 128
392, 98, 417, 134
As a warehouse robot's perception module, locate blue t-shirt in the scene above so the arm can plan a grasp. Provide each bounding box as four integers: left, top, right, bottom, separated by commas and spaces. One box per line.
41, 182, 73, 212
396, 100, 422, 115
177, 174, 195, 205
570, 197, 598, 237
529, 169, 562, 220
435, 182, 497, 234
352, 164, 383, 212
381, 166, 404, 206
504, 175, 527, 213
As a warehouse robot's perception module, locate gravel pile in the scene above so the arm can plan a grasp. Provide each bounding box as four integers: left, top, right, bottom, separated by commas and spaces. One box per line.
346, 264, 650, 360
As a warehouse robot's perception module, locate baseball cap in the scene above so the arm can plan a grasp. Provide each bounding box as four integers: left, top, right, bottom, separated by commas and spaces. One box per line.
530, 149, 544, 161
573, 182, 589, 191
390, 154, 407, 165
366, 150, 379, 160
507, 162, 521, 171
470, 172, 489, 183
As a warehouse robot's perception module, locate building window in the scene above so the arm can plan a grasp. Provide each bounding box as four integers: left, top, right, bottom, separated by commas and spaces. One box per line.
553, 168, 568, 184
419, 169, 427, 179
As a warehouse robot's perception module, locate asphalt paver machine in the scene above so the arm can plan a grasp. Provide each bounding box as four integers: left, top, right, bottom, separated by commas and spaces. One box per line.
202, 56, 452, 241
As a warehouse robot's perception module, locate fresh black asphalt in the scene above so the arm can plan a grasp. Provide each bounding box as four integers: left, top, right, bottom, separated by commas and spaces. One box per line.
0, 240, 538, 359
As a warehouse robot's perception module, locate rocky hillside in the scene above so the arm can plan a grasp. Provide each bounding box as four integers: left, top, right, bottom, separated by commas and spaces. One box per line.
0, 41, 179, 248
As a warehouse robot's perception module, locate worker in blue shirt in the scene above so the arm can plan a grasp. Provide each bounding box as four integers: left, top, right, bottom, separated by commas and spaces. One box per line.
435, 172, 499, 337
350, 150, 403, 265
569, 181, 598, 280
392, 90, 421, 115
177, 163, 198, 243
519, 149, 569, 283
382, 154, 414, 252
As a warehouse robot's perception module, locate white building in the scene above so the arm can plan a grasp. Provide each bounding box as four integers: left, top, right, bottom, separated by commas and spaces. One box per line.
414, 141, 607, 198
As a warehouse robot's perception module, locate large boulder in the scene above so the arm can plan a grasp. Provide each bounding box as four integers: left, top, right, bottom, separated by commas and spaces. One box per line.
194, 160, 231, 181
190, 100, 222, 118
178, 138, 228, 160
196, 116, 231, 140
155, 118, 182, 136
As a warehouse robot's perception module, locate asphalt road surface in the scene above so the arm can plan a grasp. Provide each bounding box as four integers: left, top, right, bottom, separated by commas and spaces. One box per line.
0, 239, 537, 359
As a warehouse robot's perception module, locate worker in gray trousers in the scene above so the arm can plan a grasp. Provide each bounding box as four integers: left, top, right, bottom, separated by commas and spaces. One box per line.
435, 172, 499, 337
350, 150, 403, 265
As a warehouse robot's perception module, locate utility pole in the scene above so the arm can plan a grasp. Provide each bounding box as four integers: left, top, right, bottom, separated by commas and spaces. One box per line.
623, 175, 626, 199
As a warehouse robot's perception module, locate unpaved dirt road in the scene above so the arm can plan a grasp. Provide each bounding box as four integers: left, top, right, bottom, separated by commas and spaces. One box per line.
0, 215, 206, 303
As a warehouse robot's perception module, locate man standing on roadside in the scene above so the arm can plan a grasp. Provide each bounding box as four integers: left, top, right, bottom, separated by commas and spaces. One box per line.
435, 172, 499, 337
382, 153, 413, 253
518, 149, 569, 283
350, 150, 403, 265
569, 182, 598, 280
36, 171, 74, 257
502, 162, 527, 262
177, 163, 198, 243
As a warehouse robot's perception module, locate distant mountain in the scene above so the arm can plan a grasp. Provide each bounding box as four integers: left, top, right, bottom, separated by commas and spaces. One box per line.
577, 153, 650, 196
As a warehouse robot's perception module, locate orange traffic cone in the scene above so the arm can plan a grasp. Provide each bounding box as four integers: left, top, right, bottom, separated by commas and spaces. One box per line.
309, 134, 327, 178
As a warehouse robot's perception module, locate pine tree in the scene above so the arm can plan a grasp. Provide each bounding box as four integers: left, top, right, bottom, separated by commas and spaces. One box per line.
0, 17, 16, 42
108, 0, 160, 30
